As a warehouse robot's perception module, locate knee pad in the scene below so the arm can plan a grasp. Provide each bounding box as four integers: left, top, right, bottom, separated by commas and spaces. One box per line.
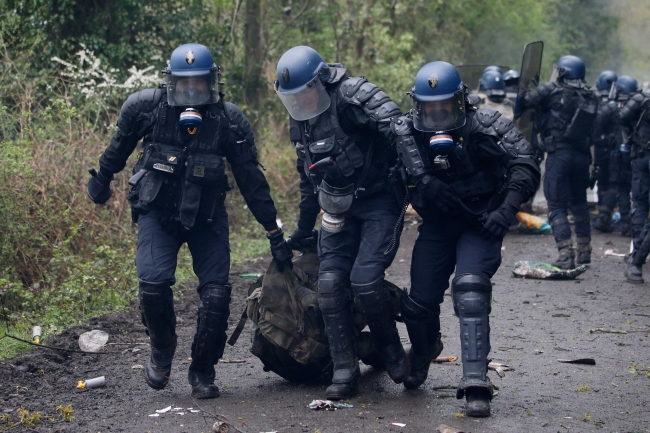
352, 276, 389, 317
200, 283, 232, 315
401, 292, 438, 323
318, 272, 350, 315
451, 274, 492, 317
548, 213, 568, 228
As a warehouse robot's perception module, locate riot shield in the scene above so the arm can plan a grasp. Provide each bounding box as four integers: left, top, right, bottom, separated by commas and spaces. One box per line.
514, 41, 544, 143
456, 64, 510, 92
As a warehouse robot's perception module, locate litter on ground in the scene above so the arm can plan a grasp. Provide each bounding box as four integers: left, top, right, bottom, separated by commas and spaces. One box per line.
512, 261, 587, 280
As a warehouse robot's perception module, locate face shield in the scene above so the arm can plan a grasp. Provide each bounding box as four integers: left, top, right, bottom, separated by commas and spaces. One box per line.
274, 76, 331, 121
165, 70, 219, 107
412, 90, 466, 132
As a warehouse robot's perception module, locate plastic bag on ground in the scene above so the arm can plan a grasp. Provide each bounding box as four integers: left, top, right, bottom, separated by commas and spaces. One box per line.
515, 212, 551, 234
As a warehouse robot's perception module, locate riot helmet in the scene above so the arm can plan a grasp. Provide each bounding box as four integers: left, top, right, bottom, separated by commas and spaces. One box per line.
596, 70, 617, 94
479, 70, 506, 103
552, 55, 586, 87
483, 65, 503, 75
615, 75, 639, 101
274, 46, 331, 121
163, 43, 221, 107
503, 69, 520, 87
410, 61, 467, 132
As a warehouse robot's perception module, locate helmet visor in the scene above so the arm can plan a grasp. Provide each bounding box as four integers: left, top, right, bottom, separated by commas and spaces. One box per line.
412, 91, 466, 132
166, 72, 219, 107
274, 77, 331, 121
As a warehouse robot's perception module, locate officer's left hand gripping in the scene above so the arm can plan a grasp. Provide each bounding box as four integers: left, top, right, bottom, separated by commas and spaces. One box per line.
86, 167, 114, 204
482, 202, 519, 239
288, 228, 318, 250
267, 228, 294, 271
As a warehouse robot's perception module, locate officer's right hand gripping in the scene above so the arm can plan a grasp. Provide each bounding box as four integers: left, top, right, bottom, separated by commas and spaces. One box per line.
288, 228, 318, 250
86, 167, 114, 204
267, 229, 294, 271
417, 174, 460, 214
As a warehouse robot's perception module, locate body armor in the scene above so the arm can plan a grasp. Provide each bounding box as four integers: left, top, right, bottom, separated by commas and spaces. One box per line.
291, 71, 401, 215
119, 90, 259, 228
524, 82, 598, 152
394, 107, 536, 218
620, 93, 650, 154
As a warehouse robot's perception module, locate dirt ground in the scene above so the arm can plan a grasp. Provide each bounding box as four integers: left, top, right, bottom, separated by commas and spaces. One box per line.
1, 221, 650, 433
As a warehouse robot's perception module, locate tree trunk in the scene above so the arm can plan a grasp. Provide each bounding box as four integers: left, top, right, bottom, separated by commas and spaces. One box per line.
244, 0, 265, 136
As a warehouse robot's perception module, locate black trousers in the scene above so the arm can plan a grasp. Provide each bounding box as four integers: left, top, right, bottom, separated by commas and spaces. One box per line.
409, 219, 502, 311
631, 152, 650, 245
544, 151, 591, 243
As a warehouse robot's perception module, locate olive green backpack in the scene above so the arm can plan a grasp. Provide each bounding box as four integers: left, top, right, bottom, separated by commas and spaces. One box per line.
227, 249, 402, 382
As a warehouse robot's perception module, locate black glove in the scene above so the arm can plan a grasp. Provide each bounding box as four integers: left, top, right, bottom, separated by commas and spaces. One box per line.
482, 201, 519, 239
288, 228, 318, 250
87, 167, 114, 204
267, 228, 293, 271
416, 174, 460, 214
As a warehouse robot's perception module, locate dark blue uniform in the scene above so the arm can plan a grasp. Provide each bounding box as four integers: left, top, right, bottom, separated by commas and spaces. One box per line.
522, 81, 598, 268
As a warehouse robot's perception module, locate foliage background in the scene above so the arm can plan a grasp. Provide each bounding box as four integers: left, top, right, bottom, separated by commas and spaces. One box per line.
0, 0, 644, 356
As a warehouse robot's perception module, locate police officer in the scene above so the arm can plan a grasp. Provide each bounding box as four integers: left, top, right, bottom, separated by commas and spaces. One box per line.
619, 78, 650, 283
470, 69, 514, 121
521, 55, 598, 269
86, 43, 292, 399
593, 74, 636, 236
274, 46, 408, 399
393, 61, 539, 417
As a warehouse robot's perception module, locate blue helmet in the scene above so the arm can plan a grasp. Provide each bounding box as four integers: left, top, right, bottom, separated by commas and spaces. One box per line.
479, 70, 506, 103
555, 55, 586, 80
483, 65, 503, 75
503, 69, 520, 87
274, 46, 331, 121
163, 43, 221, 107
410, 61, 467, 132
596, 70, 618, 92
616, 75, 638, 99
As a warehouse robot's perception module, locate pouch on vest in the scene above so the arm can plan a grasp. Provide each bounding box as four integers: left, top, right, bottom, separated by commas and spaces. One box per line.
185, 153, 228, 187
308, 136, 337, 160
138, 171, 164, 206
318, 180, 355, 215
564, 92, 598, 141
143, 143, 184, 176
335, 142, 364, 177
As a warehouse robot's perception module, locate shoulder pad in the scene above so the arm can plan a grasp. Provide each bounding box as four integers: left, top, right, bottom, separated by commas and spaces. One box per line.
121, 88, 162, 117
223, 102, 254, 142
347, 81, 382, 106
326, 66, 348, 84
390, 116, 415, 136
339, 77, 368, 99
475, 108, 502, 127
631, 93, 646, 103
468, 93, 483, 106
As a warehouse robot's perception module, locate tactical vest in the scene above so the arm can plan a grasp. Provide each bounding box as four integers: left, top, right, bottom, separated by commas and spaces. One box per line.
547, 87, 598, 144
290, 81, 383, 215
631, 109, 650, 151
131, 94, 232, 228
419, 123, 506, 215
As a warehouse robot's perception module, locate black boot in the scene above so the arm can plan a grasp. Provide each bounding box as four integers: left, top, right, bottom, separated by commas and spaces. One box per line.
626, 230, 650, 284
593, 206, 613, 233
139, 282, 177, 390
553, 239, 575, 270
188, 283, 232, 399
319, 273, 359, 400
576, 237, 591, 265
353, 278, 410, 384
401, 293, 443, 390
452, 275, 494, 418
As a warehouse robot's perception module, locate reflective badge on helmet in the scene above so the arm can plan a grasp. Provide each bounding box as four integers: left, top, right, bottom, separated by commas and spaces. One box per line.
186, 51, 195, 64
153, 163, 174, 173
429, 134, 454, 150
